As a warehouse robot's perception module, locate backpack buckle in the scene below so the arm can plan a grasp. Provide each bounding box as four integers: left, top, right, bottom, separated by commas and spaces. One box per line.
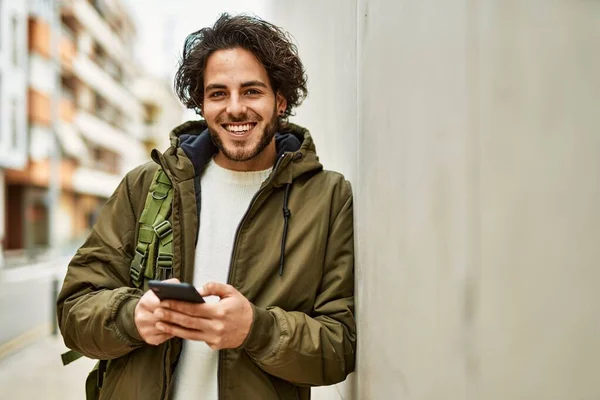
154, 220, 172, 240
157, 253, 173, 280
130, 249, 146, 286
157, 253, 173, 267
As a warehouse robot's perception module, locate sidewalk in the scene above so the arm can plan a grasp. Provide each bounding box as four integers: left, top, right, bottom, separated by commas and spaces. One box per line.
0, 334, 347, 400
0, 334, 96, 400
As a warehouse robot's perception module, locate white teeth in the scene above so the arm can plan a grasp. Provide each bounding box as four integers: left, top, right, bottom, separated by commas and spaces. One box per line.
225, 124, 253, 133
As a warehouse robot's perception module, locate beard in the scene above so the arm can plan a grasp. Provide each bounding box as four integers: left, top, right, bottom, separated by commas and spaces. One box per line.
208, 106, 279, 163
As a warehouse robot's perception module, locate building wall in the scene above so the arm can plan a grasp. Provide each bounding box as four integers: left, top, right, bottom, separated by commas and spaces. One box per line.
0, 0, 28, 169
132, 75, 186, 153
63, 0, 149, 195
266, 1, 600, 399
0, 0, 28, 265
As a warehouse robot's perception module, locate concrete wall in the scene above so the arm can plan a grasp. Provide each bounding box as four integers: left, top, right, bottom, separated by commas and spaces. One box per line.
475, 2, 600, 399
267, 0, 600, 399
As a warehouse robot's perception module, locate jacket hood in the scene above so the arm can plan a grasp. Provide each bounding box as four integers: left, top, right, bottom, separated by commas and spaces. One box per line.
152, 120, 322, 186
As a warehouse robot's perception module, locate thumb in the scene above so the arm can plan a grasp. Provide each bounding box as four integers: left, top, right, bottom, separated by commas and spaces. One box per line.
200, 282, 236, 298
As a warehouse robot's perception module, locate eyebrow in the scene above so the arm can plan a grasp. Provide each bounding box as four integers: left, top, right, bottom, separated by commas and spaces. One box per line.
241, 80, 268, 89
205, 81, 268, 92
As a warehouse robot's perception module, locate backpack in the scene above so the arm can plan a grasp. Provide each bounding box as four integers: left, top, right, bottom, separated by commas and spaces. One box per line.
61, 168, 174, 399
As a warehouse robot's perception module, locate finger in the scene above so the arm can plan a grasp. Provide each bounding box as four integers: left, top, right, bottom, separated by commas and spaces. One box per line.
140, 278, 179, 311
156, 321, 210, 342
200, 282, 236, 298
145, 333, 174, 346
138, 290, 161, 311
160, 300, 220, 318
154, 308, 212, 331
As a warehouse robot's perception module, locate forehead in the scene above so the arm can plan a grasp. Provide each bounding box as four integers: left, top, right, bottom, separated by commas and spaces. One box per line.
204, 47, 271, 89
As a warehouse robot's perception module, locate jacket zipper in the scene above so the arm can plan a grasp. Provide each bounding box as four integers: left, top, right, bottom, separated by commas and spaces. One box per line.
217, 153, 291, 399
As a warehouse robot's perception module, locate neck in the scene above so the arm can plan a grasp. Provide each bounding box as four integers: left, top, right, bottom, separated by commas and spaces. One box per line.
214, 140, 277, 171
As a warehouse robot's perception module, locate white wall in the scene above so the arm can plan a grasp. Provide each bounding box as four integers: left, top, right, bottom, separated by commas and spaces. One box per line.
267, 1, 600, 399
357, 1, 471, 397
475, 2, 600, 398
265, 1, 358, 185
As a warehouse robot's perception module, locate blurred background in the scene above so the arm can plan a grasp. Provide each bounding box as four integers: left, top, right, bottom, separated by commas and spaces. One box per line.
1, 0, 599, 399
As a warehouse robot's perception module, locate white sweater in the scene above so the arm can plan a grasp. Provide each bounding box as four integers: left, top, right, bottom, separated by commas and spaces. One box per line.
174, 159, 272, 400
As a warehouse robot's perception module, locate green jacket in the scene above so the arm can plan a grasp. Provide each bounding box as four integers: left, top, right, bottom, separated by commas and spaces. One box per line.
57, 121, 356, 399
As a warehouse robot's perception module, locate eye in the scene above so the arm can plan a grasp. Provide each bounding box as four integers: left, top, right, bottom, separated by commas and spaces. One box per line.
209, 91, 226, 98
245, 89, 261, 95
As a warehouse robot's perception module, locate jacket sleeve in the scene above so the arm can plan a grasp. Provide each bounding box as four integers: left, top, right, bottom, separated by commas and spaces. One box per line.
57, 172, 146, 360
242, 180, 356, 386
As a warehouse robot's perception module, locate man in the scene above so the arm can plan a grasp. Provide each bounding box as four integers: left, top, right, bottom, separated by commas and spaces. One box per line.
57, 13, 355, 400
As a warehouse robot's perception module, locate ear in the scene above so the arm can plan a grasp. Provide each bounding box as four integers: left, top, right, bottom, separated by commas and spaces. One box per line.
276, 93, 287, 116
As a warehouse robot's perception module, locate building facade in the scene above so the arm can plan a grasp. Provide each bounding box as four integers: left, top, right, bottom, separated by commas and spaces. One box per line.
2, 0, 155, 266
0, 0, 29, 267
133, 74, 186, 155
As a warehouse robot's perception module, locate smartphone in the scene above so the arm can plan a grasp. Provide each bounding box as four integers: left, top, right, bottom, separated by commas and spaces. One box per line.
148, 280, 205, 303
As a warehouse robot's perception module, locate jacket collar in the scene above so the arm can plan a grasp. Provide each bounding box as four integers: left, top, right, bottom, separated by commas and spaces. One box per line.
152, 120, 322, 185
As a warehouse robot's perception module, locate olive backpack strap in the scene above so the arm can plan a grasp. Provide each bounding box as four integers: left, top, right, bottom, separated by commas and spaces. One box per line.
130, 168, 174, 288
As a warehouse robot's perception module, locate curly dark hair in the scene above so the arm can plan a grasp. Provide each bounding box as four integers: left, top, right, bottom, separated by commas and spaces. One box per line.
174, 13, 308, 123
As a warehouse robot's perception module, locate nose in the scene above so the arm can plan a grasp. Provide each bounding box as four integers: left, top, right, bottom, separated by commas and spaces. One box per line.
226, 93, 247, 117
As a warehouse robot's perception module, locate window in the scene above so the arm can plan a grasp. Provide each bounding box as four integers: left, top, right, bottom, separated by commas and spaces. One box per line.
12, 15, 18, 67
10, 98, 18, 149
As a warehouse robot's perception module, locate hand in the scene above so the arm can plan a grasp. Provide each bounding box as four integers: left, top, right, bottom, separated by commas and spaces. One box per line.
154, 282, 254, 350
134, 278, 177, 346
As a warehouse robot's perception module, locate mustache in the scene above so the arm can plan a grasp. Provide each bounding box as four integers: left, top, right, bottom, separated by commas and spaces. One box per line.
216, 111, 263, 124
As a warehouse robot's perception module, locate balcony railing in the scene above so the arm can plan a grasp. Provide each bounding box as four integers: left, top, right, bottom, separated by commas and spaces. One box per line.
72, 53, 143, 119
72, 165, 121, 198
74, 109, 146, 172
70, 0, 134, 75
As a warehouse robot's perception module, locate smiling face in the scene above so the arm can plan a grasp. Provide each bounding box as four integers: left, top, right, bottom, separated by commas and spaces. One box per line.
202, 47, 287, 171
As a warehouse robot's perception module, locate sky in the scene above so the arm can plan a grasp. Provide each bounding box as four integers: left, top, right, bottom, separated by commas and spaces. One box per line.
122, 0, 272, 81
